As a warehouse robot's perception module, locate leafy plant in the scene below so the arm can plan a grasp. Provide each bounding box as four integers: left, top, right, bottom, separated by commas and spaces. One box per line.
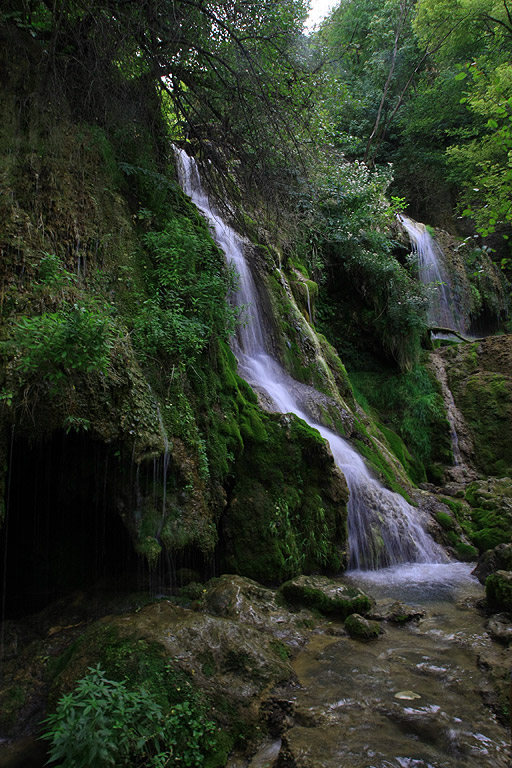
7, 302, 116, 386
133, 215, 238, 367
41, 663, 217, 768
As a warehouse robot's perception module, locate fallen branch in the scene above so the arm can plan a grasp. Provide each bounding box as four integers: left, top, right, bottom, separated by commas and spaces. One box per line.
428, 326, 483, 342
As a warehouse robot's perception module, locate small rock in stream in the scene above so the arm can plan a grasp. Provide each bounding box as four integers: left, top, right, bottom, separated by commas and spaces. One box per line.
486, 613, 512, 645
370, 600, 426, 624
344, 613, 383, 640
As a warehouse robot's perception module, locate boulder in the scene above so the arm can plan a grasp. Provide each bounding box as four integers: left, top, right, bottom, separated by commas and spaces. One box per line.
203, 574, 313, 651
486, 570, 512, 615
370, 600, 425, 624
344, 613, 383, 640
486, 613, 512, 645
473, 543, 512, 584
280, 575, 374, 619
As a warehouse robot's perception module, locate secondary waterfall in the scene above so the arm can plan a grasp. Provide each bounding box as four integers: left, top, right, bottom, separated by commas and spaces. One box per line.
175, 149, 445, 569
399, 215, 466, 334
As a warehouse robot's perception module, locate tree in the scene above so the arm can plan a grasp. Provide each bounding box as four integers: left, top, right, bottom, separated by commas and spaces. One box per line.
2, 1, 311, 198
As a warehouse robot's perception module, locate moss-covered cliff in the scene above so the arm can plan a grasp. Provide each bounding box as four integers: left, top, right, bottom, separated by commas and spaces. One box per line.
0, 21, 356, 609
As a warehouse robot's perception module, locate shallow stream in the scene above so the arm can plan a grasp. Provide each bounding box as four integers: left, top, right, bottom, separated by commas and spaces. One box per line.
284, 564, 510, 768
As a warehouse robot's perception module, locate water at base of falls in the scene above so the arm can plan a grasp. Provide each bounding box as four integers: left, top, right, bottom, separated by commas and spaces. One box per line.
174, 148, 446, 570
287, 567, 510, 768
347, 562, 478, 603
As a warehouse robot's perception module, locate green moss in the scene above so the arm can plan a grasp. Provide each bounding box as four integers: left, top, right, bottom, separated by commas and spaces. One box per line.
349, 362, 452, 484
454, 542, 479, 561
354, 434, 413, 503
269, 639, 291, 661
486, 571, 512, 614
379, 424, 426, 485
220, 413, 348, 583
435, 510, 455, 531
463, 480, 512, 554
344, 613, 382, 640
459, 373, 512, 476
280, 580, 372, 619
442, 341, 512, 477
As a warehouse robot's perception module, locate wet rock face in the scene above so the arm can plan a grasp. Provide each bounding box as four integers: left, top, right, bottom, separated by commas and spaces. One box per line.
280, 575, 374, 619
203, 574, 314, 652
96, 602, 294, 705
486, 613, 512, 645
473, 543, 512, 583
486, 570, 512, 615
440, 335, 512, 477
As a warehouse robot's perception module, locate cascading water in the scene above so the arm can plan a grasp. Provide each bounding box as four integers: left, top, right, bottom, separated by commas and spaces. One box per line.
399, 214, 466, 334
175, 148, 445, 570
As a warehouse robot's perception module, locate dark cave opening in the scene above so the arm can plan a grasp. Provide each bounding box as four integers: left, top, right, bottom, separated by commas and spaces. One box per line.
0, 431, 138, 619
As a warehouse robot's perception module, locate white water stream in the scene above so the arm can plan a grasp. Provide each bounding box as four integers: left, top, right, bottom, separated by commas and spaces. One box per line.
399, 215, 464, 334
174, 149, 447, 571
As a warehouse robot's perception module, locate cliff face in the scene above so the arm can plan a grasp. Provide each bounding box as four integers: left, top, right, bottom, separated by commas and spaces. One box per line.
2, 15, 439, 612
0, 22, 355, 611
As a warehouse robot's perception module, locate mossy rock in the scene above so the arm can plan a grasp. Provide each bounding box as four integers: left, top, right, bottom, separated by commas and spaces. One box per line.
474, 543, 512, 584
220, 413, 348, 583
486, 570, 512, 615
442, 337, 512, 477
464, 478, 512, 554
280, 575, 374, 619
203, 574, 315, 652
344, 613, 383, 640
45, 600, 294, 764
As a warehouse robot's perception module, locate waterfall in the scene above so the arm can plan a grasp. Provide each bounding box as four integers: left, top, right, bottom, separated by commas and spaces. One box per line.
399, 215, 465, 334
174, 148, 445, 570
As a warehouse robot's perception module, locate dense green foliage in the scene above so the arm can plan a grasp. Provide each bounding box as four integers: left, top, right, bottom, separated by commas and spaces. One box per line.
294, 155, 427, 371
350, 363, 452, 482
315, 0, 512, 260
0, 0, 311, 204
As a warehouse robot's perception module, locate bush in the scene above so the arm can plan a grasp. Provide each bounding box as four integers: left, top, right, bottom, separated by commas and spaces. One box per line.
8, 302, 115, 386
41, 663, 217, 768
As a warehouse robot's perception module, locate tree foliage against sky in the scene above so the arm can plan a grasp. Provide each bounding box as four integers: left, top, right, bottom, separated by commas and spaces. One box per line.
315, 0, 512, 246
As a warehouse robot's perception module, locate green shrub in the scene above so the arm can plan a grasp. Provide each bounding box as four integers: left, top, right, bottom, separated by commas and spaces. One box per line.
41, 663, 217, 768
7, 302, 115, 386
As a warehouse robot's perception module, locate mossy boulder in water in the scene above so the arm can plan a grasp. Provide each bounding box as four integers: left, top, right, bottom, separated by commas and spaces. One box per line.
344, 613, 383, 640
486, 570, 512, 615
473, 543, 512, 583
280, 574, 374, 618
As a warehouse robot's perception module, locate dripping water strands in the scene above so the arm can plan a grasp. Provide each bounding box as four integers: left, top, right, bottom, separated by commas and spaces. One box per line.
174, 147, 446, 570
399, 215, 466, 336
0, 426, 15, 661
155, 404, 171, 540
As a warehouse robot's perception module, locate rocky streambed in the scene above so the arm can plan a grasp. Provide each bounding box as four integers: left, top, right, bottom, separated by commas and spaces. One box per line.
0, 571, 510, 768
